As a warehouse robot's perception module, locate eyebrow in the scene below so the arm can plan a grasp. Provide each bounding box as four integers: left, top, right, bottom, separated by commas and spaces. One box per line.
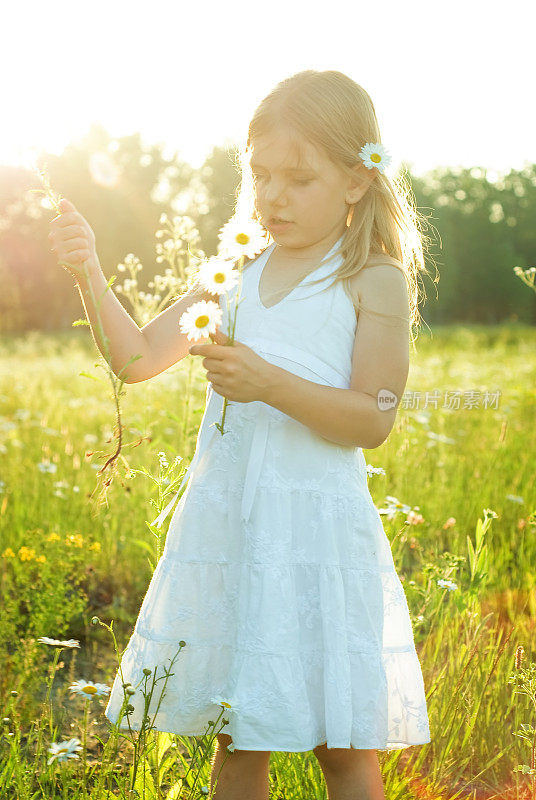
249, 161, 315, 174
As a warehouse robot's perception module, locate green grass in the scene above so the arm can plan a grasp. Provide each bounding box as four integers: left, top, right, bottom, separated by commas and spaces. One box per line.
0, 324, 535, 799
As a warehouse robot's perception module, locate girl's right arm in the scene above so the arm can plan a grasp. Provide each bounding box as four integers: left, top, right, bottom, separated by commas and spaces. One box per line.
49, 198, 215, 384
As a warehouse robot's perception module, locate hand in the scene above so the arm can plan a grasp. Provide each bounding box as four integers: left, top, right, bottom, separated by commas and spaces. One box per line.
48, 198, 100, 280
189, 327, 274, 403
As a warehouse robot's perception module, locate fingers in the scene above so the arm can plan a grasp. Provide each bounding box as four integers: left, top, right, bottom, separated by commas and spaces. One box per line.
51, 212, 81, 228
60, 251, 90, 268
59, 198, 75, 213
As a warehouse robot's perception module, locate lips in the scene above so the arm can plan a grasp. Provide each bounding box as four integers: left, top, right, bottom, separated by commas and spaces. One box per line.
270, 217, 292, 223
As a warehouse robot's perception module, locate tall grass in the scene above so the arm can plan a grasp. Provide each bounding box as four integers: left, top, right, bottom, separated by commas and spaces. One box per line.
0, 323, 535, 799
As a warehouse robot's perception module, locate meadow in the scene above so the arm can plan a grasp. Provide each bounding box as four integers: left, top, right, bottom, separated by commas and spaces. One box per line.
0, 323, 535, 800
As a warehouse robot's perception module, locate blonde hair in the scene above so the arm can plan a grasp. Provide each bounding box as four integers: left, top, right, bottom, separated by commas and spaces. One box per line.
231, 69, 438, 345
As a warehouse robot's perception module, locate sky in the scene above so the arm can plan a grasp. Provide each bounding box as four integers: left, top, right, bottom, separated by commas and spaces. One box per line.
2, 0, 535, 180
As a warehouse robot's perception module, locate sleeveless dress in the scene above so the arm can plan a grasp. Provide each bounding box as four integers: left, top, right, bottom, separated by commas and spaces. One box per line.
104, 234, 431, 752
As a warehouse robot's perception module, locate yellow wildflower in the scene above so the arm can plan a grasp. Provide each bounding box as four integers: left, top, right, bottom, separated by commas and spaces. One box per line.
36, 555, 47, 563
2, 547, 15, 558
65, 534, 84, 548
19, 546, 36, 561
47, 532, 61, 543
88, 541, 101, 552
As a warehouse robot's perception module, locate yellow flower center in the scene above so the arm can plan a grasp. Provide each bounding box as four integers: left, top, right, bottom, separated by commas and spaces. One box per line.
371, 153, 381, 163
195, 315, 210, 328
214, 272, 225, 284
221, 701, 232, 708
83, 685, 98, 694
58, 747, 69, 754
235, 233, 250, 245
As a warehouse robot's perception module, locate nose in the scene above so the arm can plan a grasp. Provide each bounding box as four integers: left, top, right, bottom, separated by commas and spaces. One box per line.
260, 179, 289, 208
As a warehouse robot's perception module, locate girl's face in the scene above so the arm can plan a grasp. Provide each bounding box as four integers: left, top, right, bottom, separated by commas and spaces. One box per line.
249, 126, 370, 253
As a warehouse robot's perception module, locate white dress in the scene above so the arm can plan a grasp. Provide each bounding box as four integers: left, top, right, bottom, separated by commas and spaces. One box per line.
104, 234, 431, 752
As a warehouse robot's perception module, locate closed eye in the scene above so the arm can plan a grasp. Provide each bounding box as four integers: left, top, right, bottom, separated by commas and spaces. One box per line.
252, 173, 312, 187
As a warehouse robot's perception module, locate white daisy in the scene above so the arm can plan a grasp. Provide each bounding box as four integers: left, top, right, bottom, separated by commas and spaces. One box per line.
47, 737, 83, 765
196, 256, 240, 296
359, 142, 392, 174
179, 299, 222, 343
366, 465, 386, 476
37, 637, 80, 649
217, 215, 267, 260
37, 462, 57, 473
69, 679, 111, 698
505, 494, 524, 504
377, 495, 412, 519
211, 695, 239, 712
437, 578, 458, 591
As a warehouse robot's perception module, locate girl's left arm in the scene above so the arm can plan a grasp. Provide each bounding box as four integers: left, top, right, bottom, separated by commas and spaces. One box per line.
261, 264, 410, 449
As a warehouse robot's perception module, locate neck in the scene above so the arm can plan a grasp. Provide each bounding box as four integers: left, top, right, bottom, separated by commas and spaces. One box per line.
273, 229, 344, 262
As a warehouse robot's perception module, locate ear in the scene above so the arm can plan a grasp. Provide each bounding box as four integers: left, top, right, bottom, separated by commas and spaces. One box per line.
345, 162, 377, 205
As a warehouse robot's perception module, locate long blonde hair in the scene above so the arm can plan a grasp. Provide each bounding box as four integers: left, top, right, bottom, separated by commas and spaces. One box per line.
231, 69, 438, 345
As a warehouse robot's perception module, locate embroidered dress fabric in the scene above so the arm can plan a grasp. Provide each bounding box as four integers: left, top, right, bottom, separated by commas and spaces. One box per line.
104, 234, 431, 751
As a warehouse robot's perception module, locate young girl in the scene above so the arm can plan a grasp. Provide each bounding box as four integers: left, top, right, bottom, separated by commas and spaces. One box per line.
49, 69, 431, 800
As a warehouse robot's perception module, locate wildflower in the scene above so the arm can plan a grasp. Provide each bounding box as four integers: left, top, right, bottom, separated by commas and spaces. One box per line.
211, 695, 239, 712
2, 548, 15, 558
442, 517, 456, 529
37, 462, 57, 473
88, 541, 101, 552
179, 299, 222, 343
47, 737, 83, 765
196, 256, 240, 296
366, 465, 386, 476
426, 431, 456, 445
505, 494, 524, 504
70, 679, 111, 698
217, 215, 266, 261
359, 142, 392, 173
18, 546, 36, 561
36, 555, 47, 563
437, 578, 458, 591
37, 637, 80, 649
65, 534, 84, 548
378, 495, 412, 519
47, 532, 61, 542
406, 510, 424, 525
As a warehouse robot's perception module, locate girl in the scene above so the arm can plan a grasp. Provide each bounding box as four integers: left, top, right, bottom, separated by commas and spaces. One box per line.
49, 70, 431, 800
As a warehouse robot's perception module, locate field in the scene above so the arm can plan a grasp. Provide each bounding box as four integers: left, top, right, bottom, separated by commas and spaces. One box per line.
0, 324, 535, 799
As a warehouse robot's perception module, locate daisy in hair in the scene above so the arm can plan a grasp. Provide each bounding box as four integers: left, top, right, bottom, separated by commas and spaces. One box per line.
358, 142, 392, 173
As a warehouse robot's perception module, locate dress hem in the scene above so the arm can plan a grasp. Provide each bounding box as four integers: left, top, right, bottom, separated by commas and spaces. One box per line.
104, 712, 430, 752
